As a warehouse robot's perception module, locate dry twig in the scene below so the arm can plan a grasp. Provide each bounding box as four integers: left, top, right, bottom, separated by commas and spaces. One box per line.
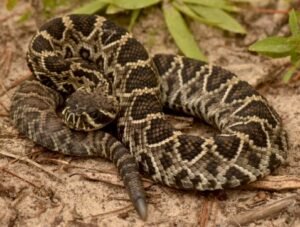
70, 172, 153, 189
252, 7, 289, 14
2, 168, 40, 188
227, 195, 298, 226
92, 204, 134, 218
241, 175, 300, 191
38, 158, 118, 174
0, 102, 9, 115
71, 204, 134, 222
198, 197, 219, 227
0, 71, 32, 97
0, 150, 62, 182
70, 172, 124, 188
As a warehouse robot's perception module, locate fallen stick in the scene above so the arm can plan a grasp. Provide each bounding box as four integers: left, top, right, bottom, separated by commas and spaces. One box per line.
241, 175, 300, 191
0, 71, 32, 97
77, 204, 133, 221
227, 195, 298, 226
0, 150, 62, 182
2, 168, 40, 188
70, 171, 153, 189
198, 198, 218, 227
37, 157, 118, 174
0, 101, 9, 115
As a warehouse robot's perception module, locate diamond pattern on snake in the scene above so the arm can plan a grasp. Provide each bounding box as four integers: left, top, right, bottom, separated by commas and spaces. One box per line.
10, 15, 288, 220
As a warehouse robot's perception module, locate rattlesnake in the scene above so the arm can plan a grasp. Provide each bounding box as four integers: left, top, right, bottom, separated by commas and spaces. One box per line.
10, 14, 288, 219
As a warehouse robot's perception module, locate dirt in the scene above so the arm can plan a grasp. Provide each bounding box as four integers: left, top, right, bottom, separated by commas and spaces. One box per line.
1, 1, 300, 226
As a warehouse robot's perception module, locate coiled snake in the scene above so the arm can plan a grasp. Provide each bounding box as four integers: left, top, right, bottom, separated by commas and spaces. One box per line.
10, 15, 288, 220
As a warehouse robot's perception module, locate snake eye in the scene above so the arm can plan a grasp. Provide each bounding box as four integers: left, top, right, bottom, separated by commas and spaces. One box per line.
89, 110, 100, 119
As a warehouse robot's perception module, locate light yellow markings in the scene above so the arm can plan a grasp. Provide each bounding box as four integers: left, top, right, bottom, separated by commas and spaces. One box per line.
226, 135, 245, 163
118, 86, 160, 98
109, 138, 120, 156
148, 154, 163, 182
26, 107, 42, 139
202, 64, 213, 93
51, 130, 64, 150
228, 119, 271, 152
116, 153, 132, 168
145, 130, 183, 148
167, 57, 184, 106
220, 77, 240, 103
83, 111, 110, 129
100, 133, 111, 159
234, 163, 257, 182
75, 115, 81, 129
102, 32, 132, 51
231, 95, 265, 116
83, 17, 105, 41
130, 113, 164, 125
63, 16, 74, 30
260, 121, 271, 149
95, 16, 105, 27
158, 57, 177, 78
35, 31, 54, 55
182, 167, 197, 189
184, 63, 208, 89
175, 56, 184, 87
63, 108, 76, 126
186, 139, 214, 166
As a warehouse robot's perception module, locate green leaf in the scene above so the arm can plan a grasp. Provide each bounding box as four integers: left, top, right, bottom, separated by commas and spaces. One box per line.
183, 0, 238, 12
283, 57, 300, 82
191, 5, 246, 33
43, 0, 58, 10
283, 58, 300, 82
289, 9, 300, 36
163, 3, 207, 61
290, 51, 300, 64
287, 35, 300, 53
6, 0, 18, 11
249, 36, 292, 58
18, 10, 32, 23
106, 4, 124, 14
112, 0, 160, 9
72, 0, 107, 14
172, 1, 216, 25
128, 9, 141, 31
282, 66, 296, 83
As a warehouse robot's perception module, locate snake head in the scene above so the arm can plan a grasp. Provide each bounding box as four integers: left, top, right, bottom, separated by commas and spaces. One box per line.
62, 89, 119, 131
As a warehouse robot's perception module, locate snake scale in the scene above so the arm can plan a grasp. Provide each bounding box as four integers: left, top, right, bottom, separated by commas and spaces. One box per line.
10, 15, 288, 219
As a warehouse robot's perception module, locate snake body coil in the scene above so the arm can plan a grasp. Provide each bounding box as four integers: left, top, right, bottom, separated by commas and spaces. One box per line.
10, 15, 288, 219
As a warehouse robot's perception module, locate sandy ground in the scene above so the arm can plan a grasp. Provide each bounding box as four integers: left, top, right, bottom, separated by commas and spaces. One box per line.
1, 1, 300, 226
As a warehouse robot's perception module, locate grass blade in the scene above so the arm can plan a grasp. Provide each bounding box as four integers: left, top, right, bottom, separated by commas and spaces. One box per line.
289, 9, 300, 36
6, 0, 19, 11
191, 5, 246, 33
282, 58, 300, 83
172, 1, 216, 25
72, 0, 108, 14
183, 0, 238, 12
18, 10, 32, 23
287, 35, 300, 54
112, 0, 160, 9
128, 9, 141, 31
106, 4, 124, 14
249, 36, 292, 58
163, 3, 207, 61
282, 65, 296, 83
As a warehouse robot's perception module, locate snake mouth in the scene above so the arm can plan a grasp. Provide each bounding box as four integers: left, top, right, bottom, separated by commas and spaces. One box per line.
62, 106, 113, 131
